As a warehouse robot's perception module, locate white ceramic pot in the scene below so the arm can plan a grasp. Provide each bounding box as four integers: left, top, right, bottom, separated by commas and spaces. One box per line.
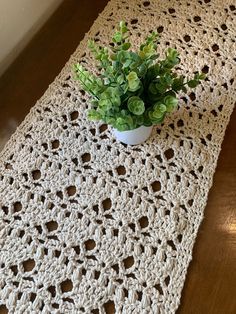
113, 125, 153, 145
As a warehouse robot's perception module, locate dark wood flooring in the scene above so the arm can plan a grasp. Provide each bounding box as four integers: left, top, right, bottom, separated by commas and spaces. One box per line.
0, 1, 235, 313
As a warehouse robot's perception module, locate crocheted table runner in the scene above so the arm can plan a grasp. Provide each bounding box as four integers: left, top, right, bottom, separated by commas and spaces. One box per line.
0, 0, 235, 313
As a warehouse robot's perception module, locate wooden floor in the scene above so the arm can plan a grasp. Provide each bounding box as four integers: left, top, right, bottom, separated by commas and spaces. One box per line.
0, 1, 235, 313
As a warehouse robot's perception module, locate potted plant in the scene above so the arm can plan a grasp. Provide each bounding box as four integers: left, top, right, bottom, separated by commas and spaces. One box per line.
74, 21, 205, 145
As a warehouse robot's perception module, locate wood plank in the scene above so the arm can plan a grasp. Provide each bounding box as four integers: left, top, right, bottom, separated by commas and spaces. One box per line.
177, 106, 236, 314
0, 0, 109, 129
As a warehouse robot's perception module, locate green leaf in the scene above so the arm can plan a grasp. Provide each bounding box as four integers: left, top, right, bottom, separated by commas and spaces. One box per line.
88, 109, 101, 121
133, 114, 144, 126
182, 86, 187, 93
121, 82, 129, 93
155, 81, 167, 94
105, 116, 116, 125
126, 71, 140, 91
98, 98, 112, 110
143, 111, 152, 126
194, 72, 206, 80
99, 87, 121, 110
127, 96, 145, 115
127, 71, 138, 81
145, 64, 160, 85
122, 42, 131, 50
119, 21, 128, 33
164, 95, 178, 112
74, 21, 206, 130
123, 58, 133, 68
113, 31, 122, 43
167, 48, 178, 59
117, 74, 125, 84
171, 76, 184, 91
110, 53, 117, 61
148, 82, 158, 94
74, 63, 104, 98
148, 108, 165, 124
115, 113, 134, 131
88, 39, 95, 50
187, 80, 198, 88
138, 63, 147, 77
150, 54, 159, 60
199, 73, 206, 80
154, 103, 167, 113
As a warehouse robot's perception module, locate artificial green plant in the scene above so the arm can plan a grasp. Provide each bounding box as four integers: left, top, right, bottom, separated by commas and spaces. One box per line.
74, 21, 205, 131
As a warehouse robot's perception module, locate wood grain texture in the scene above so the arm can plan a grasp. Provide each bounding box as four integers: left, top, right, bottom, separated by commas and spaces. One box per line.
0, 0, 235, 313
0, 0, 109, 129
177, 105, 236, 314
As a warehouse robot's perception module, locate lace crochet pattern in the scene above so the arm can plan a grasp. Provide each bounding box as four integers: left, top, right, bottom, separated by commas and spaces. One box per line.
0, 0, 235, 313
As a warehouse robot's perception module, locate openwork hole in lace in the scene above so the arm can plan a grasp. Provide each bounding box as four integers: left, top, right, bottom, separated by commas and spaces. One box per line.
67, 185, 77, 196
70, 111, 79, 120
85, 239, 96, 250
52, 303, 59, 309
46, 221, 58, 232
99, 124, 108, 133
143, 1, 150, 7
151, 181, 161, 192
104, 300, 115, 313
164, 148, 174, 160
10, 265, 18, 275
155, 283, 164, 295
55, 250, 61, 258
183, 34, 191, 42
123, 256, 134, 269
48, 285, 56, 297
82, 153, 91, 163
212, 43, 219, 51
202, 65, 209, 73
32, 170, 41, 180
73, 246, 80, 255
139, 216, 149, 228
116, 165, 126, 175
111, 264, 119, 274
0, 305, 8, 314
102, 198, 112, 210
30, 293, 36, 302
131, 19, 138, 24
167, 240, 177, 251
51, 139, 60, 149
61, 279, 73, 293
13, 201, 22, 213
23, 259, 35, 272
157, 25, 164, 33
194, 15, 201, 22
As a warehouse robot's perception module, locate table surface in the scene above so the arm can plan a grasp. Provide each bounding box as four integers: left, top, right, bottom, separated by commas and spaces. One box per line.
0, 1, 235, 313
